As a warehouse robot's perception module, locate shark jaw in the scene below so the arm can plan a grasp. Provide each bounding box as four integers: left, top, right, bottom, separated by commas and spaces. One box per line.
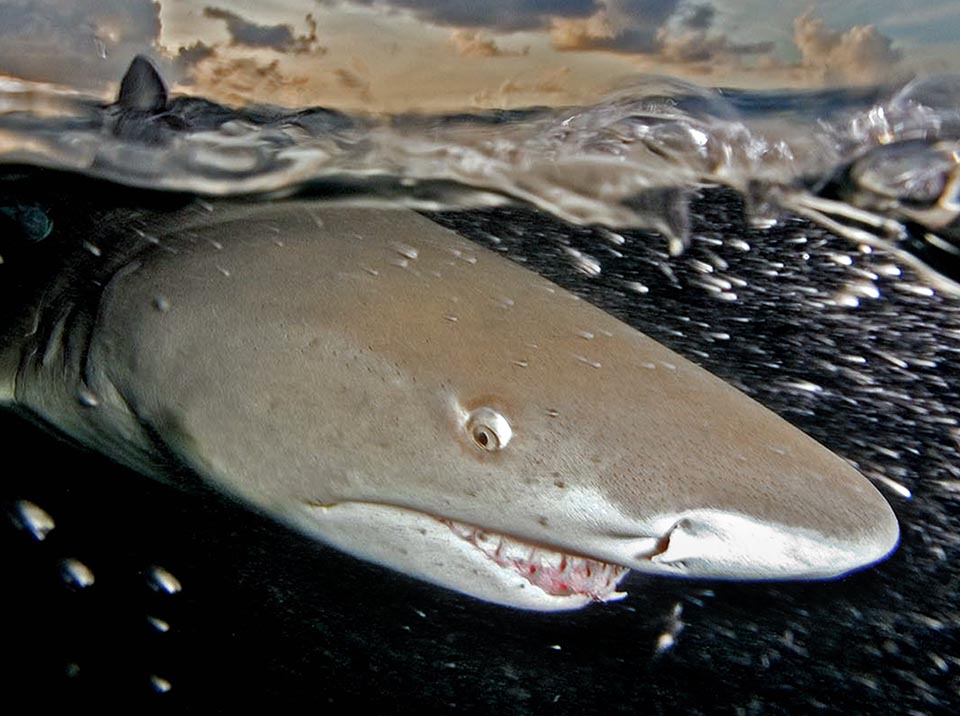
289, 498, 897, 611
294, 501, 634, 611
439, 518, 630, 604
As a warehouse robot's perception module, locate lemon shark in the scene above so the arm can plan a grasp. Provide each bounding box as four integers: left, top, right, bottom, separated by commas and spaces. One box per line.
0, 197, 899, 610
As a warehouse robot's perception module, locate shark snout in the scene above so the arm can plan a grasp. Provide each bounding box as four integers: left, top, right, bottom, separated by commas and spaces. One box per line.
629, 501, 899, 580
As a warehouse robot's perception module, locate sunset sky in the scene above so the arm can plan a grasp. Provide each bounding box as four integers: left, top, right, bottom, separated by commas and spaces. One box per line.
1, 1, 958, 110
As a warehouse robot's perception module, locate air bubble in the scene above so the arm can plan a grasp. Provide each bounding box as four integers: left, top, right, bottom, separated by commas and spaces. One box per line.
150, 675, 172, 693
149, 565, 182, 594
61, 558, 95, 588
148, 616, 170, 633
573, 354, 602, 369
16, 500, 55, 540
391, 241, 419, 260
78, 387, 99, 407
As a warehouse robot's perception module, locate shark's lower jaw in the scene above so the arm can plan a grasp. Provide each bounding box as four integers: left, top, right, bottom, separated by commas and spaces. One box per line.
295, 500, 632, 609
441, 518, 630, 603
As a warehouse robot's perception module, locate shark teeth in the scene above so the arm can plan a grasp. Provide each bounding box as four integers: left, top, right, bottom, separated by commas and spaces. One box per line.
441, 519, 629, 603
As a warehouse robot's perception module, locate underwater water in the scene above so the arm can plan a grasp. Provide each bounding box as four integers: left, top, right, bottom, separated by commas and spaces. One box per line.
2, 63, 959, 712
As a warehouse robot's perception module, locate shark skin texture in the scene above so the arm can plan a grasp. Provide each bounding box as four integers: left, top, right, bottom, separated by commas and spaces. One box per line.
2, 199, 899, 610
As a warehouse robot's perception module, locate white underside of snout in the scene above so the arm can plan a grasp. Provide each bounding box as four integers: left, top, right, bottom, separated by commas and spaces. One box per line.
641, 509, 893, 579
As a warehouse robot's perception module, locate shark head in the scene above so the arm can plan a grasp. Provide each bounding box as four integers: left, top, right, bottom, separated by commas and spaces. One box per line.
10, 202, 900, 610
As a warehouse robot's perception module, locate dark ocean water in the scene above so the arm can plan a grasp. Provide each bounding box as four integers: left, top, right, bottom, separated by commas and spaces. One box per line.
2, 60, 959, 712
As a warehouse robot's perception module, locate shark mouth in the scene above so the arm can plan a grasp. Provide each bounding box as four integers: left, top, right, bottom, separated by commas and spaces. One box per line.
440, 518, 630, 603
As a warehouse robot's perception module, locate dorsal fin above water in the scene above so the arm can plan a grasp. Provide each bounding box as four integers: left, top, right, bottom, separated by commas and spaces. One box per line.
117, 55, 167, 112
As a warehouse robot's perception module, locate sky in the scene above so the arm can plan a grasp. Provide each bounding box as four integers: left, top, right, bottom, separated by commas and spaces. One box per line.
0, 1, 957, 110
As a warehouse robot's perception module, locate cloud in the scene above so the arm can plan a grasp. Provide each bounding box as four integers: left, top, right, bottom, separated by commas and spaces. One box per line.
549, 0, 680, 53
792, 11, 902, 84
173, 41, 218, 84
0, 0, 162, 91
172, 9, 327, 95
330, 0, 598, 32
333, 67, 371, 101
549, 0, 771, 66
472, 67, 572, 106
449, 30, 529, 58
203, 7, 322, 54
180, 52, 313, 107
679, 3, 714, 30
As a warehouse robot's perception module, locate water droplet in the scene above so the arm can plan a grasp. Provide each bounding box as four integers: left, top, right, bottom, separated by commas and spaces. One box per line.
564, 248, 601, 277
153, 295, 171, 312
61, 558, 95, 588
573, 354, 601, 369
661, 361, 676, 370
147, 616, 170, 633
78, 387, 99, 407
82, 241, 101, 257
444, 314, 459, 322
875, 475, 912, 499
361, 265, 379, 276
389, 257, 409, 269
577, 330, 594, 340
134, 228, 160, 245
784, 380, 822, 393
391, 242, 419, 260
625, 281, 649, 294
830, 253, 854, 267
655, 632, 676, 654
216, 266, 231, 277
512, 359, 529, 368
835, 293, 861, 308
150, 675, 172, 693
16, 500, 55, 540
601, 229, 625, 246
896, 283, 935, 297
149, 566, 182, 594
545, 408, 560, 418
93, 36, 108, 58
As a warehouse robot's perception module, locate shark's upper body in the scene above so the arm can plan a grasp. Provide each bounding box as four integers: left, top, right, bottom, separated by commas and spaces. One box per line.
0, 196, 899, 610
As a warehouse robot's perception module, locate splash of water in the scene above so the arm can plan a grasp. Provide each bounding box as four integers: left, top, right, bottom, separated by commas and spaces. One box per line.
0, 67, 957, 286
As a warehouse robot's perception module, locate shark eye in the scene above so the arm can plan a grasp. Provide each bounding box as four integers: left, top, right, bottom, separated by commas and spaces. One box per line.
466, 407, 512, 452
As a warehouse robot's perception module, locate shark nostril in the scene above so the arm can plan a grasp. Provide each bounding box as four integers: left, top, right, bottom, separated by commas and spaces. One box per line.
645, 526, 675, 560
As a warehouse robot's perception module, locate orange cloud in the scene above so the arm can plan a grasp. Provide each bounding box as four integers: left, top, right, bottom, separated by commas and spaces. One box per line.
792, 11, 903, 84
449, 29, 529, 58
333, 67, 371, 102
